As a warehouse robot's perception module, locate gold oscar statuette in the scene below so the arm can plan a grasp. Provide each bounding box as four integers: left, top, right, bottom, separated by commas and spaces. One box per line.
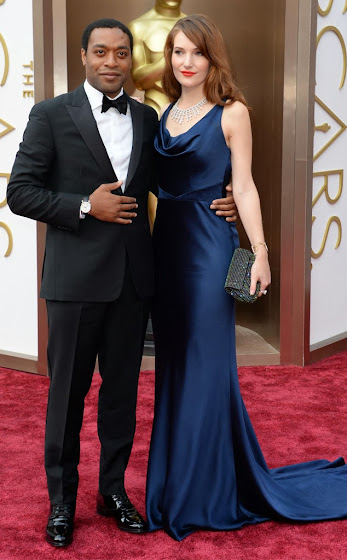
129, 1, 186, 227
129, 0, 186, 113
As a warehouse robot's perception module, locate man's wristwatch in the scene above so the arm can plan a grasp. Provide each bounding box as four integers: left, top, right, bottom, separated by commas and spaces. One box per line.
80, 196, 91, 218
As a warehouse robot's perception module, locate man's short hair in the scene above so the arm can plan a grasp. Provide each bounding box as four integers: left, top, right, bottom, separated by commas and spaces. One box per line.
81, 18, 133, 53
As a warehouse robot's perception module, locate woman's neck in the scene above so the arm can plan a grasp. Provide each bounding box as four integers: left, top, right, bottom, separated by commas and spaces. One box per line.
178, 87, 206, 108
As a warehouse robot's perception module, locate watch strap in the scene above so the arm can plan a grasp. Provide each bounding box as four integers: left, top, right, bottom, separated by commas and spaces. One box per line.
80, 195, 91, 219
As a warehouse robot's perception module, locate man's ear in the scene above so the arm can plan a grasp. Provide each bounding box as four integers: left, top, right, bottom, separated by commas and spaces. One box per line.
81, 48, 86, 66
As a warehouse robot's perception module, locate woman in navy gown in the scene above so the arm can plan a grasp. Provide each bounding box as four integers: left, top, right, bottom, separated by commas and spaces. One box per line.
146, 14, 347, 541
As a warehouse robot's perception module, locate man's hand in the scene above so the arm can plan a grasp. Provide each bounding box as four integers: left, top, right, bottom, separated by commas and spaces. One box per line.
210, 184, 238, 223
89, 181, 138, 224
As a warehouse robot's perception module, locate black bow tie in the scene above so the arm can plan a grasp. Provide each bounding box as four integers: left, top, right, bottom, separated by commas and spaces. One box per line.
101, 93, 128, 115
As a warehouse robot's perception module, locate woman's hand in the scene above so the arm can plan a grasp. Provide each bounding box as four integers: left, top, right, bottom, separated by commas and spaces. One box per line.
250, 247, 271, 297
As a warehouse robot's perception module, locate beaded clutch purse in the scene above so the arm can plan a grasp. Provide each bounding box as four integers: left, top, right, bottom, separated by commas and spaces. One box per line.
224, 248, 260, 303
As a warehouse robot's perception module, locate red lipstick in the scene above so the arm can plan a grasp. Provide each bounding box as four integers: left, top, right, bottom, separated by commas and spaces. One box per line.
181, 71, 196, 77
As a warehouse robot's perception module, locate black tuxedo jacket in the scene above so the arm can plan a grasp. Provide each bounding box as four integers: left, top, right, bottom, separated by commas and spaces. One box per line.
7, 85, 158, 301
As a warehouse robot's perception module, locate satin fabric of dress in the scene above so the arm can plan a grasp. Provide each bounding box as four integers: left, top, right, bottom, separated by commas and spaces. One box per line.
146, 104, 347, 541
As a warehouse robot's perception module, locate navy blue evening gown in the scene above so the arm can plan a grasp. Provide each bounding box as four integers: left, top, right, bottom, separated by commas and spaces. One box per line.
145, 104, 347, 541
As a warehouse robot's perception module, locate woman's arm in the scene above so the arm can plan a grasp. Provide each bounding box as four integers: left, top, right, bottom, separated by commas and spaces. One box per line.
222, 101, 271, 296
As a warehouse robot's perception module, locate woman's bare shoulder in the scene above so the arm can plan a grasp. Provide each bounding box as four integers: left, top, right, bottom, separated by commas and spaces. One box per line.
221, 100, 251, 145
223, 100, 249, 119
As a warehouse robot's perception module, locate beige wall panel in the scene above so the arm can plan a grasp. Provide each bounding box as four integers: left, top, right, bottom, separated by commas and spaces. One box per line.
0, 0, 38, 363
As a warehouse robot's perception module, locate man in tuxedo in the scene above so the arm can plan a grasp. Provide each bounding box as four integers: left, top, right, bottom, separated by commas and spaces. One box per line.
7, 18, 236, 547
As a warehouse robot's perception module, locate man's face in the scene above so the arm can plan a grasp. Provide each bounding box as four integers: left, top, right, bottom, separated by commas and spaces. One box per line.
81, 27, 132, 98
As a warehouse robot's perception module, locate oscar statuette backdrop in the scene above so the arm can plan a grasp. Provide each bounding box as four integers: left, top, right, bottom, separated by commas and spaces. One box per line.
311, 0, 347, 353
2, 0, 346, 373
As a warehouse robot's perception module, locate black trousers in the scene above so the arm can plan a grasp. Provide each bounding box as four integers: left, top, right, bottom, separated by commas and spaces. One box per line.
44, 263, 150, 505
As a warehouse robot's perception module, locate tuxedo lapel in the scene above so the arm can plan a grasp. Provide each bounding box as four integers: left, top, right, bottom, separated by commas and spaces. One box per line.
65, 87, 117, 184
125, 96, 144, 190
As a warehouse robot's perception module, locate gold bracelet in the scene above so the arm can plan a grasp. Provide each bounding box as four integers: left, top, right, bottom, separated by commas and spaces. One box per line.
251, 242, 268, 255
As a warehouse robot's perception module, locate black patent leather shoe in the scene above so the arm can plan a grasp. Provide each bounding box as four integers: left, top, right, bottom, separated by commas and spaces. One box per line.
46, 504, 74, 547
97, 491, 148, 533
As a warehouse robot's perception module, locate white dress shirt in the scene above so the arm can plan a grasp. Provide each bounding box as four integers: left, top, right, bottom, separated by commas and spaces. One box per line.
84, 80, 133, 192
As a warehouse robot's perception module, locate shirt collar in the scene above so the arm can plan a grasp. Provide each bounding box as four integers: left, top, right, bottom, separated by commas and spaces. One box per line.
84, 80, 125, 111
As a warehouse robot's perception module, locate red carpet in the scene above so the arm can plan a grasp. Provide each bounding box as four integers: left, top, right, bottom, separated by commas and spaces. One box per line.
1, 352, 347, 560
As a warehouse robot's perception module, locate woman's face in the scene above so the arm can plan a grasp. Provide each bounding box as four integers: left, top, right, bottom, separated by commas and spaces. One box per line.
171, 31, 210, 90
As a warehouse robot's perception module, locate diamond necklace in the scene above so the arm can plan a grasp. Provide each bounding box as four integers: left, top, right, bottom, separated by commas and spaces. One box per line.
171, 97, 208, 125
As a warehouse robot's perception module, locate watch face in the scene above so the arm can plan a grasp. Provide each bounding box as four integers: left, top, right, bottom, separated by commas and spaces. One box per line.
81, 200, 91, 214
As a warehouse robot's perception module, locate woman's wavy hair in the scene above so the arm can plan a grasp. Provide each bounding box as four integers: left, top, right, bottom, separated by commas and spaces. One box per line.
162, 14, 248, 108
